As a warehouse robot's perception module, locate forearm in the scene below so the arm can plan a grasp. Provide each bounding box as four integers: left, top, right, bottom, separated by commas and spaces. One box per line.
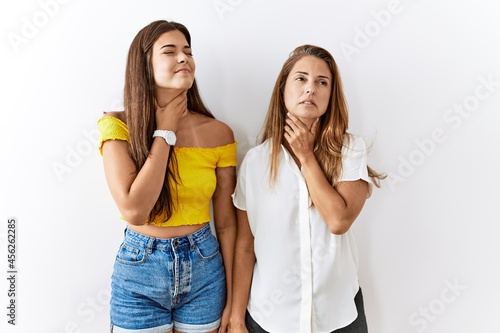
231, 246, 255, 325
104, 138, 171, 225
230, 209, 256, 326
215, 222, 237, 306
300, 155, 354, 234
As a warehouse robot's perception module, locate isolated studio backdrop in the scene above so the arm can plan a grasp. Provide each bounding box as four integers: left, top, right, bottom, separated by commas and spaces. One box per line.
1, 0, 499, 332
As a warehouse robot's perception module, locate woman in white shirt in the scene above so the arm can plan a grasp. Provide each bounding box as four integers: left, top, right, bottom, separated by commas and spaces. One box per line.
230, 45, 384, 333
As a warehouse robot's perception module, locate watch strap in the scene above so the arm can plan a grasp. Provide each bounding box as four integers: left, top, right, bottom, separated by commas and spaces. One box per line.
153, 130, 176, 145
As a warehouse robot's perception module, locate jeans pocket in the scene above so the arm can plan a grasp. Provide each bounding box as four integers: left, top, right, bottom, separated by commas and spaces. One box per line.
115, 242, 146, 265
195, 235, 220, 260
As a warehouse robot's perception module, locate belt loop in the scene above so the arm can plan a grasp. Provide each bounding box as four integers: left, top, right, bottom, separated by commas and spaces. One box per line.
187, 234, 196, 250
146, 236, 155, 254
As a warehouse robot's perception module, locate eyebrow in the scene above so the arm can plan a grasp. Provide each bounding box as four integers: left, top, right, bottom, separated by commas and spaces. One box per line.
294, 71, 331, 80
160, 44, 191, 50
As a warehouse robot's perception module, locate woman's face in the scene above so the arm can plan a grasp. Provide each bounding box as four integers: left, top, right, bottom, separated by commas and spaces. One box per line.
151, 30, 195, 92
284, 56, 332, 126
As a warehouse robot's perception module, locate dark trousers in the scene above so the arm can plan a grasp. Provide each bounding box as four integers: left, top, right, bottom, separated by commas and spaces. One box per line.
245, 288, 368, 333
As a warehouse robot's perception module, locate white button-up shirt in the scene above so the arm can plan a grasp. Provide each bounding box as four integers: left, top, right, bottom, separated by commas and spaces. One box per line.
233, 135, 372, 333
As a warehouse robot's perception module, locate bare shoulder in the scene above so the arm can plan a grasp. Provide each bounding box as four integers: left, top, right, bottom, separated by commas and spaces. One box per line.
180, 112, 235, 148
205, 118, 235, 146
103, 111, 126, 123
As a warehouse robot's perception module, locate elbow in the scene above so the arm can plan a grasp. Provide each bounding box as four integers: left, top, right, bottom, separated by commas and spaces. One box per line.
327, 218, 352, 235
121, 208, 149, 226
214, 215, 237, 231
214, 223, 236, 236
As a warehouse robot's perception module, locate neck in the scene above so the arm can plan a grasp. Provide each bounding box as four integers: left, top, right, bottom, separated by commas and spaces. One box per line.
155, 88, 186, 108
297, 117, 315, 131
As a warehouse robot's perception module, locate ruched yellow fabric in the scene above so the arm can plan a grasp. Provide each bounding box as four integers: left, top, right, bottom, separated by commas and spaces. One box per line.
98, 116, 129, 154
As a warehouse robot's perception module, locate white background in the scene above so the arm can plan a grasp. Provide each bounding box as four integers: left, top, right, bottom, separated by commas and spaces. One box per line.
1, 0, 499, 332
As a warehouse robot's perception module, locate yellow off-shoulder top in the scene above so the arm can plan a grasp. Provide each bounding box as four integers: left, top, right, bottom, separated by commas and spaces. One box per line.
97, 116, 237, 227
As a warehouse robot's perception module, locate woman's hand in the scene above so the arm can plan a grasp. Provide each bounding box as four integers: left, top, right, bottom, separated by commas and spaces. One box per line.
284, 112, 320, 164
219, 304, 231, 332
227, 320, 249, 333
155, 90, 188, 131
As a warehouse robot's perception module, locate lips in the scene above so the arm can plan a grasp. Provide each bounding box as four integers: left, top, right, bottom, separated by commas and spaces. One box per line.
175, 67, 191, 73
300, 99, 316, 106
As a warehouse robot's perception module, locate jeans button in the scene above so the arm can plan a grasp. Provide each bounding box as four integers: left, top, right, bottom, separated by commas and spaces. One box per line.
173, 240, 179, 247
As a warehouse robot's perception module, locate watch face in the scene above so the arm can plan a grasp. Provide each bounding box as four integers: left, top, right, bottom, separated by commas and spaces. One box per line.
166, 131, 176, 145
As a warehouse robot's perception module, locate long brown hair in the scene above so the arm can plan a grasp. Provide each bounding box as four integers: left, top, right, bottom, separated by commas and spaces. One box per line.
124, 20, 214, 223
261, 44, 384, 187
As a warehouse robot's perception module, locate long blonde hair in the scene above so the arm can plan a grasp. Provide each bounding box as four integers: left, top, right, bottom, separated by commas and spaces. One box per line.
124, 20, 215, 222
260, 44, 384, 187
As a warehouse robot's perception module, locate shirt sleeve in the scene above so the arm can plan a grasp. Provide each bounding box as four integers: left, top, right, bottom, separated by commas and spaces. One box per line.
216, 141, 238, 167
97, 116, 129, 155
340, 135, 373, 197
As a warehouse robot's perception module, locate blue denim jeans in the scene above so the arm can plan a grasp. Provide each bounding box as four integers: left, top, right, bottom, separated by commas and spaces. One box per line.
110, 224, 226, 333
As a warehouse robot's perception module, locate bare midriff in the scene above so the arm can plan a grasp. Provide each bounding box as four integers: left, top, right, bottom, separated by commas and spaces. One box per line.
128, 222, 208, 239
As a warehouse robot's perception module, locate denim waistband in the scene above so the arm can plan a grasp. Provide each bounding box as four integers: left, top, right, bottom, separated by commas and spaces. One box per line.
123, 223, 212, 251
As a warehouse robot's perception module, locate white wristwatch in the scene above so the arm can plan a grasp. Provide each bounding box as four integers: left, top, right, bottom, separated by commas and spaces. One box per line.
153, 130, 177, 146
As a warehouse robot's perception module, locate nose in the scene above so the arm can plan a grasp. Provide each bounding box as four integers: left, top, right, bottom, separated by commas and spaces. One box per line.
177, 52, 188, 64
306, 84, 315, 95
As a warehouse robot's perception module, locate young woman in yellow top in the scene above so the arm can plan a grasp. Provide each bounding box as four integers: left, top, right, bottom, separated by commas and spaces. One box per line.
98, 20, 237, 333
